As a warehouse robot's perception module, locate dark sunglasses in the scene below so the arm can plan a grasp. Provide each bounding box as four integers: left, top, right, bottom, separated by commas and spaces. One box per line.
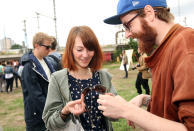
39, 43, 51, 50
123, 13, 140, 31
81, 85, 106, 128
82, 85, 106, 96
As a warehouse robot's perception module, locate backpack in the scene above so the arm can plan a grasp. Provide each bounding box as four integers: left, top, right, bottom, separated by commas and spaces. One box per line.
48, 55, 62, 71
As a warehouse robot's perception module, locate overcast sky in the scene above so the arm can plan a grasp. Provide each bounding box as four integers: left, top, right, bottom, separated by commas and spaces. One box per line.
0, 0, 193, 48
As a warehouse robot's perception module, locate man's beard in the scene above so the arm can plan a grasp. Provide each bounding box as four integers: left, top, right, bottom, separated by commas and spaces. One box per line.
133, 18, 157, 55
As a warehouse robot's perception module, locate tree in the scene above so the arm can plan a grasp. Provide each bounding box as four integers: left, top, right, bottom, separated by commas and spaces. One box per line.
11, 44, 22, 49
128, 38, 139, 62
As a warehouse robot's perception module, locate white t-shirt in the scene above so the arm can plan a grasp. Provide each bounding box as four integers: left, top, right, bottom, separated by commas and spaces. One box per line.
37, 58, 51, 81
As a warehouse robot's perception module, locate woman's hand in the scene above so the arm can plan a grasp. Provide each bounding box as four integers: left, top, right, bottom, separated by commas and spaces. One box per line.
62, 94, 86, 116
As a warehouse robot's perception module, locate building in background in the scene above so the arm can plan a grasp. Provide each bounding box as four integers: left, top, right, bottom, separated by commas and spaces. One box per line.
116, 30, 129, 45
0, 37, 15, 51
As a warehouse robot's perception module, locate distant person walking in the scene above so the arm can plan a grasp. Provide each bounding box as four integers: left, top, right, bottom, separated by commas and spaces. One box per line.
4, 61, 14, 93
121, 50, 128, 78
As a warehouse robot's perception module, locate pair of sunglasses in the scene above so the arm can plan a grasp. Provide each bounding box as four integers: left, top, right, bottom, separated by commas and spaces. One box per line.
81, 84, 106, 129
82, 84, 106, 96
39, 43, 51, 50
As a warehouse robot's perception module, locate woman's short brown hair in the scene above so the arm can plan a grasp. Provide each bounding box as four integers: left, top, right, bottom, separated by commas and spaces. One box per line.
62, 26, 103, 72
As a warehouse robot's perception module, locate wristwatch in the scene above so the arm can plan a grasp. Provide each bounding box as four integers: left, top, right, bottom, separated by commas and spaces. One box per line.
60, 110, 70, 121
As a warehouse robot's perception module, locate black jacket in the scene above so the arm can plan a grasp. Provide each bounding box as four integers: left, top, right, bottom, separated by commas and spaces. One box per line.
20, 52, 54, 130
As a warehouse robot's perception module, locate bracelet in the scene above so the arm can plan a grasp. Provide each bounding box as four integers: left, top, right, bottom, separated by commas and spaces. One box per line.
142, 96, 151, 107
60, 110, 69, 121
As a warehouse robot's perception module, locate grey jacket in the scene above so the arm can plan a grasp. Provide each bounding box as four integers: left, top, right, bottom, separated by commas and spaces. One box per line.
42, 69, 117, 131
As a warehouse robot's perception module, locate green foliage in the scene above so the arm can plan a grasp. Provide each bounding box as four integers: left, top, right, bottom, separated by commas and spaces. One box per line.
113, 119, 132, 131
128, 38, 139, 62
112, 38, 139, 62
0, 99, 4, 105
102, 63, 120, 69
7, 98, 24, 111
3, 126, 25, 131
11, 44, 22, 49
11, 98, 24, 108
112, 43, 130, 62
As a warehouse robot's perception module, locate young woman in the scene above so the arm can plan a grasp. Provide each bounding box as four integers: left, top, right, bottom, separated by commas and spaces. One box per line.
43, 26, 117, 131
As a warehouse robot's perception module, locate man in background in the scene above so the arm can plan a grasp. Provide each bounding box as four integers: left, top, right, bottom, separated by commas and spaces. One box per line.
20, 32, 54, 131
46, 36, 62, 71
4, 61, 14, 93
13, 60, 20, 88
134, 47, 150, 95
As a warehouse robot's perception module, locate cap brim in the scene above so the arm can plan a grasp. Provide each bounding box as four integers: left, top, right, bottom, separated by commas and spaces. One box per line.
104, 14, 122, 25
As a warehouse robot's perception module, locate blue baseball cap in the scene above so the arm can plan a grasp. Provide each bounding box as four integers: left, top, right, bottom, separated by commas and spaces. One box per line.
104, 0, 167, 25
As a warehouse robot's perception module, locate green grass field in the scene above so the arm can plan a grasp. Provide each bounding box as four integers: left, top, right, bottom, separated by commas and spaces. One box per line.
0, 63, 152, 131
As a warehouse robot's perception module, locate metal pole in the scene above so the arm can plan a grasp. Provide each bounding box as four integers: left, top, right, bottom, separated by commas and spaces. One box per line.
53, 0, 58, 46
35, 12, 40, 31
178, 0, 181, 23
23, 20, 28, 52
3, 27, 7, 50
183, 17, 187, 26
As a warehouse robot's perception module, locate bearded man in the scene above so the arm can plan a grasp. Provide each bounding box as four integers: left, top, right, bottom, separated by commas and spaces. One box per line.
97, 0, 194, 130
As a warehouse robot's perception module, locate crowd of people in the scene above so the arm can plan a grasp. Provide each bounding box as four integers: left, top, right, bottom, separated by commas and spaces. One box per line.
2, 0, 194, 130
0, 60, 21, 93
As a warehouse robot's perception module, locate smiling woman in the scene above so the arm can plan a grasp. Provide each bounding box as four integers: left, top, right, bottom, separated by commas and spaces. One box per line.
42, 25, 117, 131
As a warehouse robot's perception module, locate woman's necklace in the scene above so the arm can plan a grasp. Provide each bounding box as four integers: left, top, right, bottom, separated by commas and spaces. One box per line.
70, 68, 92, 80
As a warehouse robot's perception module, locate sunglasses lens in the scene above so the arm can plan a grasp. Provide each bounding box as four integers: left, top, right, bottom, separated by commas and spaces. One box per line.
82, 87, 91, 96
46, 46, 50, 50
94, 85, 106, 94
40, 44, 51, 50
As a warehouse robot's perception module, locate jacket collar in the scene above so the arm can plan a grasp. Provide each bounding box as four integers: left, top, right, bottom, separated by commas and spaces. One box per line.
145, 24, 183, 68
29, 53, 55, 81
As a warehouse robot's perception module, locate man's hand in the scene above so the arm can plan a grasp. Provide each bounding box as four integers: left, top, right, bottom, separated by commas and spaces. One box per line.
97, 94, 128, 119
129, 94, 144, 107
129, 94, 150, 107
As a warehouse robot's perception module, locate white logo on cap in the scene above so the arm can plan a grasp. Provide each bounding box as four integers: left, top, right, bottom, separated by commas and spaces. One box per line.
132, 1, 140, 7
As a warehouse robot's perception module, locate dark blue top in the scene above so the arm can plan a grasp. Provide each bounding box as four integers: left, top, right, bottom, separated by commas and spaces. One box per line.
68, 72, 107, 131
20, 52, 54, 130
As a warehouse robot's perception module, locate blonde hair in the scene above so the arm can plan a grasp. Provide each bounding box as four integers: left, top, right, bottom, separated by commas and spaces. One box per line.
32, 32, 53, 48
